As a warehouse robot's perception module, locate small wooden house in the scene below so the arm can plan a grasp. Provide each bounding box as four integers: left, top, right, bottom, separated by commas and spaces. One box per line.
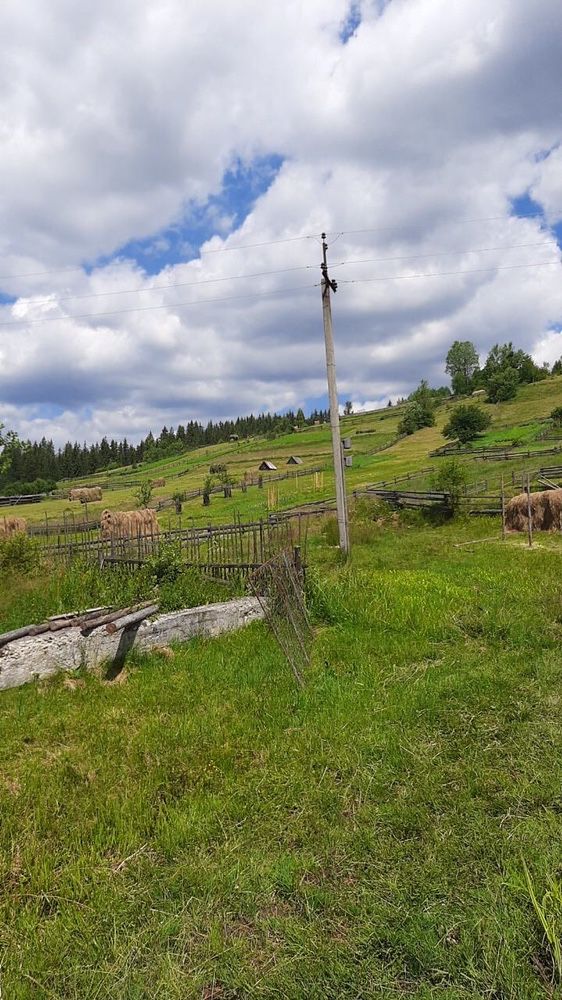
259, 460, 277, 471
287, 456, 303, 465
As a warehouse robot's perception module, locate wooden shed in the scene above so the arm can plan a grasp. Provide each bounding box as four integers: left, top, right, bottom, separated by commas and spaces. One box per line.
287, 456, 303, 465
259, 460, 277, 471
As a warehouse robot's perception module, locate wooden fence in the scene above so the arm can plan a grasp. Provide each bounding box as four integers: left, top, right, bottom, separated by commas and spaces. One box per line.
353, 487, 502, 515
40, 514, 307, 581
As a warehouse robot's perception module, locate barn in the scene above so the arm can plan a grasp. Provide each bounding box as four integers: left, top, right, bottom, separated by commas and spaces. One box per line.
259, 460, 277, 471
287, 456, 303, 465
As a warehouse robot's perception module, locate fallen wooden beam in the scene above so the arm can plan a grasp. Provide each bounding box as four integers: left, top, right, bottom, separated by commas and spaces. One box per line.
105, 604, 159, 634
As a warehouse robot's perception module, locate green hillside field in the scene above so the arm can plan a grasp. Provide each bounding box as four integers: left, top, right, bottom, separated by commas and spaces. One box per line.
2, 377, 562, 997
6, 376, 562, 529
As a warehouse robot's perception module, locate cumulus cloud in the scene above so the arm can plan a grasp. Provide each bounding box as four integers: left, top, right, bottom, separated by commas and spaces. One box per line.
0, 0, 561, 444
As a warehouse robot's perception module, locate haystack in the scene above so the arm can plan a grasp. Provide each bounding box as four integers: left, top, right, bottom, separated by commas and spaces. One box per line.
0, 516, 27, 537
505, 488, 562, 532
100, 508, 159, 539
69, 486, 102, 503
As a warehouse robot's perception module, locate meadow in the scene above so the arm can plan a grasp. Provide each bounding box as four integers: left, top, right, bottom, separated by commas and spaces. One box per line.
7, 376, 562, 531
2, 380, 562, 997
1, 511, 562, 997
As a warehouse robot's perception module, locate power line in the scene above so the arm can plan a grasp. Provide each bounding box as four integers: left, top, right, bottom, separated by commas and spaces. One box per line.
1, 241, 555, 308
324, 210, 548, 240
0, 207, 553, 281
330, 241, 556, 271
0, 233, 320, 281
0, 282, 318, 328
338, 258, 560, 287
0, 256, 558, 329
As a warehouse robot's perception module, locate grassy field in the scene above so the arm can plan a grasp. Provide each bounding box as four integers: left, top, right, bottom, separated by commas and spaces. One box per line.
2, 511, 562, 997
7, 376, 562, 529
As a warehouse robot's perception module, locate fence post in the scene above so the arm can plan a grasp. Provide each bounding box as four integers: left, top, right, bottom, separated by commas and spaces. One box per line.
500, 475, 506, 541
526, 471, 533, 549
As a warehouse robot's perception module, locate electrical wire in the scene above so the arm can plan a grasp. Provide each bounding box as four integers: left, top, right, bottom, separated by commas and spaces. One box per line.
0, 282, 318, 328
338, 259, 560, 286
1, 241, 556, 308
0, 207, 553, 281
1, 256, 559, 328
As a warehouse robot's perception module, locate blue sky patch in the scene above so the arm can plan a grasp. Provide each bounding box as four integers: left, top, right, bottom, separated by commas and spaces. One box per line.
340, 2, 361, 43
94, 154, 285, 276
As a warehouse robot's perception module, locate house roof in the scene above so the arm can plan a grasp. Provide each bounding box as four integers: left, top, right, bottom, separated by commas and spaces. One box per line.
258, 460, 277, 470
287, 456, 303, 464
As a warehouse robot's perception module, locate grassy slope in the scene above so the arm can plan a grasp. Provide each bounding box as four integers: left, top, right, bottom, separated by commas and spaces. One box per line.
2, 517, 562, 997
8, 377, 562, 527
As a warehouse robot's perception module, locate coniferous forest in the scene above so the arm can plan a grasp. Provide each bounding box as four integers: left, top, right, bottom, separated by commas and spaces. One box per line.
0, 407, 329, 494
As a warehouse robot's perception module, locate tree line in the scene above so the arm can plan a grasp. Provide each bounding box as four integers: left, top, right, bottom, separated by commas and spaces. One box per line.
0, 407, 329, 495
396, 340, 562, 439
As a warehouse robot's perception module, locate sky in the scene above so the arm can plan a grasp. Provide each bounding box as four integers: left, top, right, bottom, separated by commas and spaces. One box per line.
0, 0, 561, 446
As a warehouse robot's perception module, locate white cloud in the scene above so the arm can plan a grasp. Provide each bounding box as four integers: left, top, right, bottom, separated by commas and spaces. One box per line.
0, 0, 561, 445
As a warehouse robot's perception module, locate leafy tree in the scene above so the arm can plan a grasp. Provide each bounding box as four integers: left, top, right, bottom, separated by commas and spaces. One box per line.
399, 380, 436, 433
431, 459, 469, 512
486, 367, 519, 403
482, 342, 542, 387
445, 341, 480, 395
442, 404, 491, 444
550, 406, 562, 427
551, 358, 562, 376
398, 401, 433, 436
0, 423, 21, 475
343, 401, 353, 416
133, 480, 153, 508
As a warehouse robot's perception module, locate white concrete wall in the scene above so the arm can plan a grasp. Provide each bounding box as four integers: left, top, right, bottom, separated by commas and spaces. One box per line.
0, 597, 264, 691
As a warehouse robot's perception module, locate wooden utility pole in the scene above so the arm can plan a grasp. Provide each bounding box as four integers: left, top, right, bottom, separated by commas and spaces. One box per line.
321, 233, 350, 555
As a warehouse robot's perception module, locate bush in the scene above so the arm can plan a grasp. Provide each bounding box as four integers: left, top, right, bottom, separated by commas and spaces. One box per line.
442, 404, 491, 444
0, 533, 41, 573
133, 480, 153, 507
551, 407, 562, 427
431, 459, 469, 512
398, 401, 436, 435
146, 542, 184, 583
486, 367, 519, 403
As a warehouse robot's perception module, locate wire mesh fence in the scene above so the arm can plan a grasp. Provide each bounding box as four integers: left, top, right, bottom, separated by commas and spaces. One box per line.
249, 547, 312, 687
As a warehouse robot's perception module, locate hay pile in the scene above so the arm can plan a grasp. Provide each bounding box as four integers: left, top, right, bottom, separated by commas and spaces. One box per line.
505, 488, 562, 532
0, 516, 27, 537
100, 508, 159, 539
69, 486, 103, 503
151, 478, 166, 488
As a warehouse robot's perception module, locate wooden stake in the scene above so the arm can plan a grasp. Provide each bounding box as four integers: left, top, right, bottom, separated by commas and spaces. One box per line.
526, 471, 533, 548
500, 474, 506, 540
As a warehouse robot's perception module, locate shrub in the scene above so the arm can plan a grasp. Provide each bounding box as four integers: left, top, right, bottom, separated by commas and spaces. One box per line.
486, 367, 519, 403
442, 404, 491, 444
551, 406, 562, 427
431, 459, 469, 512
133, 480, 153, 507
0, 533, 41, 573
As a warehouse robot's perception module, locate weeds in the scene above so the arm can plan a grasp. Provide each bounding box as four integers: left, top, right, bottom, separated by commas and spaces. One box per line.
522, 861, 562, 986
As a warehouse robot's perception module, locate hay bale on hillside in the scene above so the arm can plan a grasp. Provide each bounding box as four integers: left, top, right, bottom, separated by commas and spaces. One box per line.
100, 508, 159, 539
0, 516, 27, 537
69, 486, 102, 503
505, 488, 562, 532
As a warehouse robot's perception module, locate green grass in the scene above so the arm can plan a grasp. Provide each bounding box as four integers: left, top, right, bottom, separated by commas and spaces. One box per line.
8, 377, 562, 530
0, 557, 241, 633
2, 512, 562, 997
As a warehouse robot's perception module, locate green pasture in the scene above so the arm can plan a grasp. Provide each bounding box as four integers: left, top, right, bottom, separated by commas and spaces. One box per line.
2, 511, 562, 997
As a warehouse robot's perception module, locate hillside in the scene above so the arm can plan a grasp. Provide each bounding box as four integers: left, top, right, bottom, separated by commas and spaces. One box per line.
6, 376, 562, 528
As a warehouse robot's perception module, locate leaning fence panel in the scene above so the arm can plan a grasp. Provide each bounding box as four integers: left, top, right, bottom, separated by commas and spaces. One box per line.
249, 548, 312, 687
